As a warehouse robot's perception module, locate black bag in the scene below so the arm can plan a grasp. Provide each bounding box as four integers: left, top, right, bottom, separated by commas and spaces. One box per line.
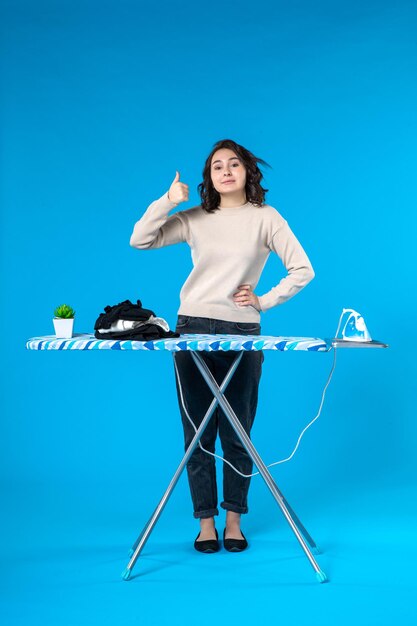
94, 299, 179, 340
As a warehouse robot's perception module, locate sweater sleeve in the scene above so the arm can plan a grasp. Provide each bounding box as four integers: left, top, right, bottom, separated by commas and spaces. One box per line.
257, 219, 315, 312
130, 192, 188, 249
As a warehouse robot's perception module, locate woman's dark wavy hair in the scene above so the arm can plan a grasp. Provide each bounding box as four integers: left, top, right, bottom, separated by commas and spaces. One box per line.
198, 139, 271, 214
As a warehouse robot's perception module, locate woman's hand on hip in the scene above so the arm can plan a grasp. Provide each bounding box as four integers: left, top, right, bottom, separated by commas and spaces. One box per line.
167, 171, 189, 205
233, 284, 261, 311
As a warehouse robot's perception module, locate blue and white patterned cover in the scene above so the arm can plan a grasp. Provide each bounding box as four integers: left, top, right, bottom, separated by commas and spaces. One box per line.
26, 333, 331, 352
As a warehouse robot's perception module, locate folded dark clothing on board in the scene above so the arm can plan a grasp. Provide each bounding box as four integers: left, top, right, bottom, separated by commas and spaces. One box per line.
94, 299, 179, 340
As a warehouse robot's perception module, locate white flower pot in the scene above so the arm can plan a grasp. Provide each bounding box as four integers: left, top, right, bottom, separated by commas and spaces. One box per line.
53, 317, 74, 338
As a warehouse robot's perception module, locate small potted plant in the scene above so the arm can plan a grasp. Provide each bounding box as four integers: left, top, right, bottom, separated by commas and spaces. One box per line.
53, 304, 76, 338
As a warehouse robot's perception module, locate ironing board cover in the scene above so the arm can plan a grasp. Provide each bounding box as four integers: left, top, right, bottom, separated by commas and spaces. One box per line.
26, 333, 331, 352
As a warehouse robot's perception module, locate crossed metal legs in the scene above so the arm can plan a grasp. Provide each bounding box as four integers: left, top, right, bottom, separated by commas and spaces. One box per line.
122, 350, 328, 583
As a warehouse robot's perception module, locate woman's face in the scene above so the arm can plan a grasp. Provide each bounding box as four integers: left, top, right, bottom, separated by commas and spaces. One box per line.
210, 148, 247, 196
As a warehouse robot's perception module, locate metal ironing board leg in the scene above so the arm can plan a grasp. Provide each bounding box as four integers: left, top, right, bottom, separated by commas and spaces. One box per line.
122, 351, 244, 580
277, 498, 320, 554
122, 348, 326, 583
189, 351, 328, 584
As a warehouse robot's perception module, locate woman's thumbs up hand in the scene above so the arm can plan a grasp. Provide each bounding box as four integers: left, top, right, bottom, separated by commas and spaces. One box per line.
167, 171, 189, 205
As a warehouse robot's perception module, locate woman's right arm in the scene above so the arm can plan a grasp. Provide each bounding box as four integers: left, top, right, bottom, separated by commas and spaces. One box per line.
130, 172, 189, 250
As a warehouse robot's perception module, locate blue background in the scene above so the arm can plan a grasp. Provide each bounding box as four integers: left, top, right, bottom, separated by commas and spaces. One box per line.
1, 0, 416, 624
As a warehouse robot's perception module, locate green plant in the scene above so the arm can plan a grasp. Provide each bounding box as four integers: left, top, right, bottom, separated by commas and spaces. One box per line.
54, 304, 76, 319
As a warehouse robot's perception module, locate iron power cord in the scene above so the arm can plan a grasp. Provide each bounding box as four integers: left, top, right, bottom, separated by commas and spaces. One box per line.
173, 347, 338, 479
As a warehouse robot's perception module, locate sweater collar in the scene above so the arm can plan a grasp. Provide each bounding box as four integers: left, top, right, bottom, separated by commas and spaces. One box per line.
216, 201, 252, 213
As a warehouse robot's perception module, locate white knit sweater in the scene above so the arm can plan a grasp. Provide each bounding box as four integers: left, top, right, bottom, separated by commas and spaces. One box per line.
130, 192, 315, 323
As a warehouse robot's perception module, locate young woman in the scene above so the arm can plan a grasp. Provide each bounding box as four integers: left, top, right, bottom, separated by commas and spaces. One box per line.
130, 139, 315, 553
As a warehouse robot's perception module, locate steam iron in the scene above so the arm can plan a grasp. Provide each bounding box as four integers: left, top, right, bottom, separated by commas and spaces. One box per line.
335, 308, 372, 342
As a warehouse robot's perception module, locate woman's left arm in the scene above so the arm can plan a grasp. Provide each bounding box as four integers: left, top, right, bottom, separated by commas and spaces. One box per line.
257, 219, 315, 312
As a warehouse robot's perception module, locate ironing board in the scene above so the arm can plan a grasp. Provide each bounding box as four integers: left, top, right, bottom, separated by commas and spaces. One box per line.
26, 332, 388, 584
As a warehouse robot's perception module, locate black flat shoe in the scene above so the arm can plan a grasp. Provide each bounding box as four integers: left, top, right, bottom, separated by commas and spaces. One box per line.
223, 528, 248, 552
194, 528, 219, 553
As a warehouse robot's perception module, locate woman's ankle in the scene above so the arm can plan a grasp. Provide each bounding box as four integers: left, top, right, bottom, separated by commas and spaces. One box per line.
200, 516, 215, 530
225, 511, 241, 528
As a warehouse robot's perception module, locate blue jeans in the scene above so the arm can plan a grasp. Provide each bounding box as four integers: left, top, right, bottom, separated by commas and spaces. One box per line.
172, 315, 264, 519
